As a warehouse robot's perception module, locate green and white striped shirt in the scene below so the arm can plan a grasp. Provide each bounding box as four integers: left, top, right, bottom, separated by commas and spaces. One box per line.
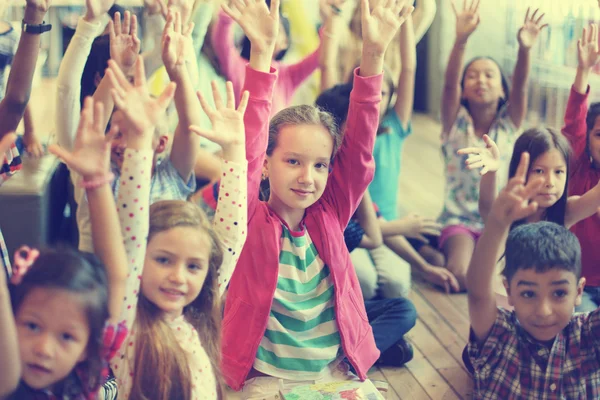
253, 225, 342, 379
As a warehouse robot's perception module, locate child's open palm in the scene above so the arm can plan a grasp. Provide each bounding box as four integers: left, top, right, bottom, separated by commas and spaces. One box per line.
457, 134, 500, 175
106, 56, 176, 137
189, 81, 249, 160
451, 0, 480, 43
488, 152, 543, 226
578, 24, 600, 70
222, 0, 280, 54
161, 10, 194, 74
109, 11, 141, 75
517, 8, 547, 49
49, 98, 118, 180
361, 0, 413, 56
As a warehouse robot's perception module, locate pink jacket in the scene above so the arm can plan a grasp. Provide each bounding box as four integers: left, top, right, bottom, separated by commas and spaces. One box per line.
221, 65, 382, 390
211, 11, 321, 116
562, 85, 600, 287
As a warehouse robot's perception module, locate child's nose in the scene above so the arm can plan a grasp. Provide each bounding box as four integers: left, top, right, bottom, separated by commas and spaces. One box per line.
169, 265, 186, 284
34, 334, 54, 358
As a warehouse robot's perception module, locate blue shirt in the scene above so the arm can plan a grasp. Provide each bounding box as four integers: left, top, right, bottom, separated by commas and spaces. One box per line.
368, 110, 412, 220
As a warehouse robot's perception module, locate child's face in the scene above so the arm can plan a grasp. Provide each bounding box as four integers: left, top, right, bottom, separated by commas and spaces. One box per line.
588, 116, 600, 167
16, 287, 90, 391
526, 149, 567, 210
505, 268, 585, 342
462, 59, 505, 106
264, 124, 333, 219
142, 226, 212, 319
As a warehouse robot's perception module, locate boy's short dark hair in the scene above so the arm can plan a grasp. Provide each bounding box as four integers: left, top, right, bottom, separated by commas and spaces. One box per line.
503, 221, 581, 283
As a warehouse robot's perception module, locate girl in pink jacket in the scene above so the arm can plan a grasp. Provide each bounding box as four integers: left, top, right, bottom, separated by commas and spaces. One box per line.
218, 0, 414, 396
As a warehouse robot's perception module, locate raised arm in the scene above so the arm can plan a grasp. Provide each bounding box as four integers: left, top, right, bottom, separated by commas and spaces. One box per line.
190, 82, 249, 295
468, 152, 542, 343
55, 0, 113, 150
563, 24, 600, 158
412, 0, 436, 44
323, 0, 413, 227
565, 183, 600, 228
355, 192, 382, 249
508, 8, 547, 128
393, 14, 415, 127
163, 11, 202, 182
49, 98, 127, 323
441, 0, 479, 134
319, 5, 346, 91
222, 0, 278, 214
0, 0, 50, 137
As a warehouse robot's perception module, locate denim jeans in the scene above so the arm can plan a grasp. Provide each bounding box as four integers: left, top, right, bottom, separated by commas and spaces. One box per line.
364, 297, 417, 354
576, 286, 600, 313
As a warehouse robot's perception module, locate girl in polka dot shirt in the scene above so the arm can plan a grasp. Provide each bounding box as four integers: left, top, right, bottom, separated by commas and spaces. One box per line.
95, 58, 249, 400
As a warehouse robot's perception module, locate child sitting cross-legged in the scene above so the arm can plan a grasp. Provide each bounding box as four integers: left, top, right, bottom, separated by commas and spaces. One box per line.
466, 151, 600, 398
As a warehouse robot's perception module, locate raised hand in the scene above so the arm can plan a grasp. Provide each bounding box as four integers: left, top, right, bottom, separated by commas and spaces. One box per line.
457, 134, 500, 176
450, 0, 480, 44
84, 0, 115, 22
517, 7, 547, 50
24, 0, 51, 24
222, 0, 281, 55
166, 0, 195, 24
106, 56, 176, 138
49, 97, 118, 180
488, 152, 543, 227
161, 10, 194, 75
109, 11, 141, 75
578, 24, 600, 71
361, 0, 413, 56
189, 81, 249, 161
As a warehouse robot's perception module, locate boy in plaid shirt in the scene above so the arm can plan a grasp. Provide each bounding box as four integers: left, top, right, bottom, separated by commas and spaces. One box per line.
466, 152, 600, 399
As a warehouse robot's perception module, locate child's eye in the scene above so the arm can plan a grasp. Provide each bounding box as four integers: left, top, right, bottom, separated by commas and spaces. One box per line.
533, 168, 544, 174
555, 170, 565, 175
554, 290, 567, 298
25, 322, 40, 332
155, 256, 170, 265
520, 291, 535, 299
61, 333, 75, 342
315, 163, 328, 170
287, 159, 298, 166
188, 263, 202, 272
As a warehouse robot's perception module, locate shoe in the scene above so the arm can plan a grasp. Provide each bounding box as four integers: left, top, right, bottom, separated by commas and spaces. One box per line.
377, 337, 414, 367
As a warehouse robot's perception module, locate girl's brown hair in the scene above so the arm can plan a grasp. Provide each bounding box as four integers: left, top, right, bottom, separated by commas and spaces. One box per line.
130, 200, 225, 400
260, 105, 341, 201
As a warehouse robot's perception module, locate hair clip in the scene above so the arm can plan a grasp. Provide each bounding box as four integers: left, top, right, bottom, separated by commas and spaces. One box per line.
11, 246, 40, 285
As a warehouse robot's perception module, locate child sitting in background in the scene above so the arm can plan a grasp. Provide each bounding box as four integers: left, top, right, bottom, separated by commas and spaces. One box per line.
466, 152, 600, 398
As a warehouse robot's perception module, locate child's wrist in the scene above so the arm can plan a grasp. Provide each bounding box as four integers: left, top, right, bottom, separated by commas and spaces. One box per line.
81, 172, 115, 190
221, 144, 246, 163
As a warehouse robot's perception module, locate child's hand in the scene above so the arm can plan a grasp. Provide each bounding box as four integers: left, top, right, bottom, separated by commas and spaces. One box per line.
423, 265, 461, 294
167, 0, 195, 24
222, 0, 280, 56
84, 0, 115, 22
189, 81, 249, 162
397, 213, 442, 243
361, 0, 413, 57
23, 130, 44, 159
457, 134, 500, 175
49, 98, 119, 181
451, 0, 480, 44
109, 11, 141, 76
161, 10, 194, 77
578, 24, 600, 71
24, 0, 51, 24
488, 152, 543, 227
0, 133, 17, 157
517, 8, 547, 50
106, 56, 176, 144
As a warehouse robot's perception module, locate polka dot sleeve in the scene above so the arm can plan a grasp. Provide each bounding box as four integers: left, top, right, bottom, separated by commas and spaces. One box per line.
110, 149, 152, 381
212, 159, 248, 296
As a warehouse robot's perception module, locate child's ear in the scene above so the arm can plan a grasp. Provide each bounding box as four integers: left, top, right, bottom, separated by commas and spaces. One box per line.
154, 135, 169, 154
575, 277, 586, 307
503, 277, 515, 307
262, 158, 269, 179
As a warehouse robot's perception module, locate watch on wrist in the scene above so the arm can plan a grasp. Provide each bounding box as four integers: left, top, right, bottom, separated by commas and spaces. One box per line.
22, 20, 52, 34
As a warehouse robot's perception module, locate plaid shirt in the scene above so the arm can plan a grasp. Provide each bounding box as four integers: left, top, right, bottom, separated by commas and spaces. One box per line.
0, 143, 22, 279
468, 307, 600, 399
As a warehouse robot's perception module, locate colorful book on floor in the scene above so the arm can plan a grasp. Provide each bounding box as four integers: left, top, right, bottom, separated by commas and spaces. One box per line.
280, 379, 385, 400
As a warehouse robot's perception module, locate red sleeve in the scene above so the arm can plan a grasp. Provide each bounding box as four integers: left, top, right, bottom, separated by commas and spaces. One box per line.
321, 68, 383, 229
242, 65, 278, 218
210, 11, 246, 101
562, 85, 590, 159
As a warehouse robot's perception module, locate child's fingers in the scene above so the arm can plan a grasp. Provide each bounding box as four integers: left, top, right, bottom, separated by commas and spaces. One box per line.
104, 123, 120, 144
360, 0, 369, 19
156, 81, 177, 110
224, 81, 235, 109
415, 234, 429, 244
480, 165, 489, 175
114, 11, 122, 35
48, 144, 73, 166
184, 21, 195, 37
514, 151, 530, 181
237, 90, 250, 115
93, 101, 105, 134
447, 272, 461, 293
524, 7, 530, 24
535, 11, 545, 25
123, 10, 131, 34
111, 88, 127, 111
108, 20, 116, 41
270, 0, 280, 18
133, 55, 148, 88
0, 133, 16, 155
472, 0, 480, 14
522, 176, 544, 199
196, 89, 215, 116
515, 201, 539, 221
456, 147, 480, 155
465, 160, 484, 170
213, 81, 225, 110
222, 3, 241, 20
174, 10, 181, 33
232, 0, 246, 12
131, 14, 139, 39
450, 0, 457, 16
107, 60, 130, 89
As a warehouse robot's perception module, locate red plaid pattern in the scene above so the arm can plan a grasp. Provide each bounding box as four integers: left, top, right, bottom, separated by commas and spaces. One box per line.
468, 308, 600, 399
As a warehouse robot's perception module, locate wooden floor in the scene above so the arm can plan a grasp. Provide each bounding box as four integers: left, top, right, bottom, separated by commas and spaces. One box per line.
29, 79, 473, 399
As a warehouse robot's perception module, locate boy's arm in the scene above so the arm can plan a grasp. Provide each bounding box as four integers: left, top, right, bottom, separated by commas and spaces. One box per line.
393, 15, 415, 129
0, 2, 50, 137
